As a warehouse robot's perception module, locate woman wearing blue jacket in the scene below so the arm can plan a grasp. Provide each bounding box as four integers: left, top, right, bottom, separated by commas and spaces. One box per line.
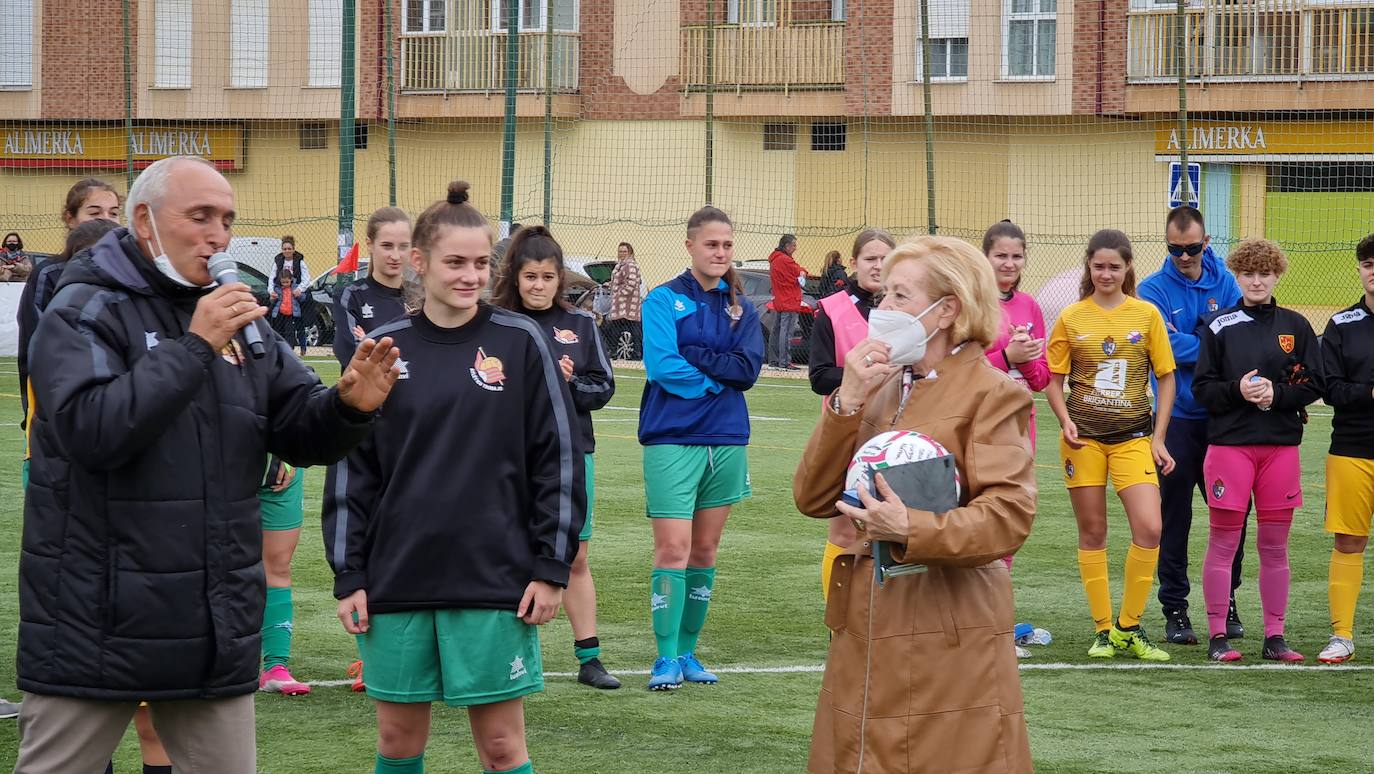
639, 206, 765, 691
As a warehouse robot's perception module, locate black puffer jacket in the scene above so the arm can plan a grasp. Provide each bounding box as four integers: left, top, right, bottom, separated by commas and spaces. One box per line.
20, 228, 375, 701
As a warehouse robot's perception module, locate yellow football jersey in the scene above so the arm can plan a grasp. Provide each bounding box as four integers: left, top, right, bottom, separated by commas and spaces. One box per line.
1048, 296, 1176, 444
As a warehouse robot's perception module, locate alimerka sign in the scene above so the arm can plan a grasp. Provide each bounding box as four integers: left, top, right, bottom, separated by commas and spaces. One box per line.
0, 124, 244, 170
1155, 120, 1374, 157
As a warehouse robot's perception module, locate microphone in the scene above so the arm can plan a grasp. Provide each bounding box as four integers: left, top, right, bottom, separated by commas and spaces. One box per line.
207, 252, 266, 359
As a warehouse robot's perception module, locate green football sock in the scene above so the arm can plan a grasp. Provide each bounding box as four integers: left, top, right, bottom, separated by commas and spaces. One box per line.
679, 566, 716, 656
484, 762, 533, 774
375, 752, 424, 773
651, 568, 686, 660
573, 636, 601, 665
261, 585, 293, 670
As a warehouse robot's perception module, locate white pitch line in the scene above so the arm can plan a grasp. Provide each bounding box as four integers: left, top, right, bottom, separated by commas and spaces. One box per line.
301, 661, 1374, 687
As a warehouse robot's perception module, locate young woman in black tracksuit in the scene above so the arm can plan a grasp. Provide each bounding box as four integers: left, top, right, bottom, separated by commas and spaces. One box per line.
491, 226, 619, 690
323, 182, 583, 774
332, 207, 412, 369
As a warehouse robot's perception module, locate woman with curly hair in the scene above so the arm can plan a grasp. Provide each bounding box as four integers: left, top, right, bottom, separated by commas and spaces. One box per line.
1193, 238, 1323, 663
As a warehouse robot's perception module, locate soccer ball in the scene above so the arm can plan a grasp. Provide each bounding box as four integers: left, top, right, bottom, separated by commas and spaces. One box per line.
845, 430, 961, 500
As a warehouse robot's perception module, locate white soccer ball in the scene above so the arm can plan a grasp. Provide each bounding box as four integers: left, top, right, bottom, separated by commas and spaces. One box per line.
845, 430, 961, 500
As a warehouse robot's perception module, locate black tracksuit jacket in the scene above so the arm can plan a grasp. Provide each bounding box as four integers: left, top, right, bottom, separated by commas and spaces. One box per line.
332, 275, 407, 368
21, 228, 374, 700
1193, 299, 1323, 447
322, 305, 586, 613
1321, 298, 1374, 459
807, 277, 874, 396
519, 304, 615, 453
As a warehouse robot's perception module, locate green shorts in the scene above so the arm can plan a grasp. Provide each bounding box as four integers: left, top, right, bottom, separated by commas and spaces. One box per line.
643, 444, 751, 519
581, 453, 594, 542
359, 608, 543, 707
259, 468, 305, 532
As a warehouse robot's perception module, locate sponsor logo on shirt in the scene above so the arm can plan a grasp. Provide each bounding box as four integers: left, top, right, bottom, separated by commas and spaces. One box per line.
394, 359, 410, 380
553, 327, 579, 345
1278, 334, 1295, 354
674, 299, 687, 312
1128, 331, 1143, 345
470, 347, 506, 391
1333, 308, 1369, 326
360, 303, 374, 319
1102, 336, 1117, 356
1209, 309, 1253, 334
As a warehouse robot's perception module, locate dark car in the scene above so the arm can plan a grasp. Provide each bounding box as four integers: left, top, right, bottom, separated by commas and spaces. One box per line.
737, 268, 818, 365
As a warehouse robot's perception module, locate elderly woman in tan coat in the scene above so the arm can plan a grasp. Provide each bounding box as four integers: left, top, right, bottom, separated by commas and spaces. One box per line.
794, 236, 1037, 774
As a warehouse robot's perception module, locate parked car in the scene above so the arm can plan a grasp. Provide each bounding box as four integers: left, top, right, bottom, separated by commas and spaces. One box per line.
737, 268, 818, 365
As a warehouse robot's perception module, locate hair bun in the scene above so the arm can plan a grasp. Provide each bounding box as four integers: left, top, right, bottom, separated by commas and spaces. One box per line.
447, 180, 471, 205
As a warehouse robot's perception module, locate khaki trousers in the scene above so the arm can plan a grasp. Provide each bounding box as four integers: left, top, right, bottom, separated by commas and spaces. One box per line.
14, 692, 255, 774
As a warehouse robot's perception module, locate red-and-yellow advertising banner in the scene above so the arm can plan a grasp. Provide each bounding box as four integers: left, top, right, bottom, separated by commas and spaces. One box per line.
0, 124, 244, 170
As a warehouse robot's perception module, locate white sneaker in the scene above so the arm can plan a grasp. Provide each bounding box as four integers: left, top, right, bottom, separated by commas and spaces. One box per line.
1015, 644, 1032, 659
1318, 635, 1355, 664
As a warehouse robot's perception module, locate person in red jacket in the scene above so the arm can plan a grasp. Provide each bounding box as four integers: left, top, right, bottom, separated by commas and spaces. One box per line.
767, 234, 807, 370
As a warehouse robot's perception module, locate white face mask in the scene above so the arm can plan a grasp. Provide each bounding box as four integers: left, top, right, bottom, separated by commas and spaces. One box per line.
145, 208, 210, 289
867, 297, 947, 365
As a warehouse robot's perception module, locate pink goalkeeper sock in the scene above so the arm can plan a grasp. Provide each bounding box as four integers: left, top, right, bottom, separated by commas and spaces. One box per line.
1257, 511, 1294, 639
1204, 509, 1246, 638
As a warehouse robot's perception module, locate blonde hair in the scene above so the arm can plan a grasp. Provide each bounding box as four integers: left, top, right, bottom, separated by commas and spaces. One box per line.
881, 236, 1001, 347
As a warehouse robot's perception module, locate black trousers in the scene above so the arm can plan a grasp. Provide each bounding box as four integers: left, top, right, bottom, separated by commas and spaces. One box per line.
272, 315, 306, 350
602, 319, 642, 361
1157, 416, 1246, 612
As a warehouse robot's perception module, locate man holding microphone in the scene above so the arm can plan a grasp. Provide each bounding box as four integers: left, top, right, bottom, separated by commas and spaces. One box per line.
14, 156, 401, 773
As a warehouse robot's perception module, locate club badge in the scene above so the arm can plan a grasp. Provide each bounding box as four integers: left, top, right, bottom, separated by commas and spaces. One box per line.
1212, 479, 1226, 501
1065, 460, 1075, 479
470, 347, 506, 391
1102, 336, 1117, 356
553, 327, 579, 345
1278, 334, 1295, 353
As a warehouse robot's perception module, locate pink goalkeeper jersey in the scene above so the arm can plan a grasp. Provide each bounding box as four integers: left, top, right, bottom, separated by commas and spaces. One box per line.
987, 290, 1049, 449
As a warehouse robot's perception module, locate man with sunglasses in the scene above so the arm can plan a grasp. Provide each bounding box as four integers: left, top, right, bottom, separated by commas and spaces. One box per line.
1139, 205, 1247, 645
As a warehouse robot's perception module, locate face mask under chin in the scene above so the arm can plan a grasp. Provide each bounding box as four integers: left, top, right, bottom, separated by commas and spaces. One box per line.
146, 211, 212, 289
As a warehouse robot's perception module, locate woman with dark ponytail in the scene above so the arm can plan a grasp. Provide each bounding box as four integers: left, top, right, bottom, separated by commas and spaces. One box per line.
638, 205, 764, 691
323, 181, 584, 774
491, 226, 620, 690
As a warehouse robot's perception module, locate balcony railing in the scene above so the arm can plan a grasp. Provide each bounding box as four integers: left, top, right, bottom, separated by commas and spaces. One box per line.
401, 31, 579, 93
1129, 0, 1374, 80
681, 21, 846, 90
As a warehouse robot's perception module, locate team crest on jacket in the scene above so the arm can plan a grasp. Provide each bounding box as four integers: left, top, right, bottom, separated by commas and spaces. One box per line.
470, 347, 506, 391
1207, 297, 1218, 312
1212, 479, 1225, 501
1102, 336, 1117, 356
219, 339, 245, 365
1278, 334, 1295, 353
553, 327, 579, 345
1127, 331, 1143, 345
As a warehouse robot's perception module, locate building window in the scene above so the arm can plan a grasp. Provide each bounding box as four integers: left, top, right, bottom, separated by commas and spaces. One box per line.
309, 0, 342, 87
492, 0, 577, 32
354, 122, 369, 150
1004, 0, 1056, 78
811, 121, 846, 152
832, 0, 846, 21
155, 0, 193, 88
764, 122, 797, 151
230, 0, 269, 88
405, 0, 447, 33
728, 0, 777, 26
300, 122, 328, 150
1268, 162, 1374, 193
0, 0, 32, 88
916, 0, 970, 80
923, 37, 969, 78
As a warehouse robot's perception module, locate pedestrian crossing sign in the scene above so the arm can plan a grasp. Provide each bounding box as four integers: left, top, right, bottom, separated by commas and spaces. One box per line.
1169, 162, 1201, 208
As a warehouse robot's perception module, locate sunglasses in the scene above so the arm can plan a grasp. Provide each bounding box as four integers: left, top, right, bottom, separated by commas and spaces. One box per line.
1167, 242, 1206, 258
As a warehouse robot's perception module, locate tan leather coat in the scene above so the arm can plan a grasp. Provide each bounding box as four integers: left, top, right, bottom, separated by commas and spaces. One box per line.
793, 344, 1037, 773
